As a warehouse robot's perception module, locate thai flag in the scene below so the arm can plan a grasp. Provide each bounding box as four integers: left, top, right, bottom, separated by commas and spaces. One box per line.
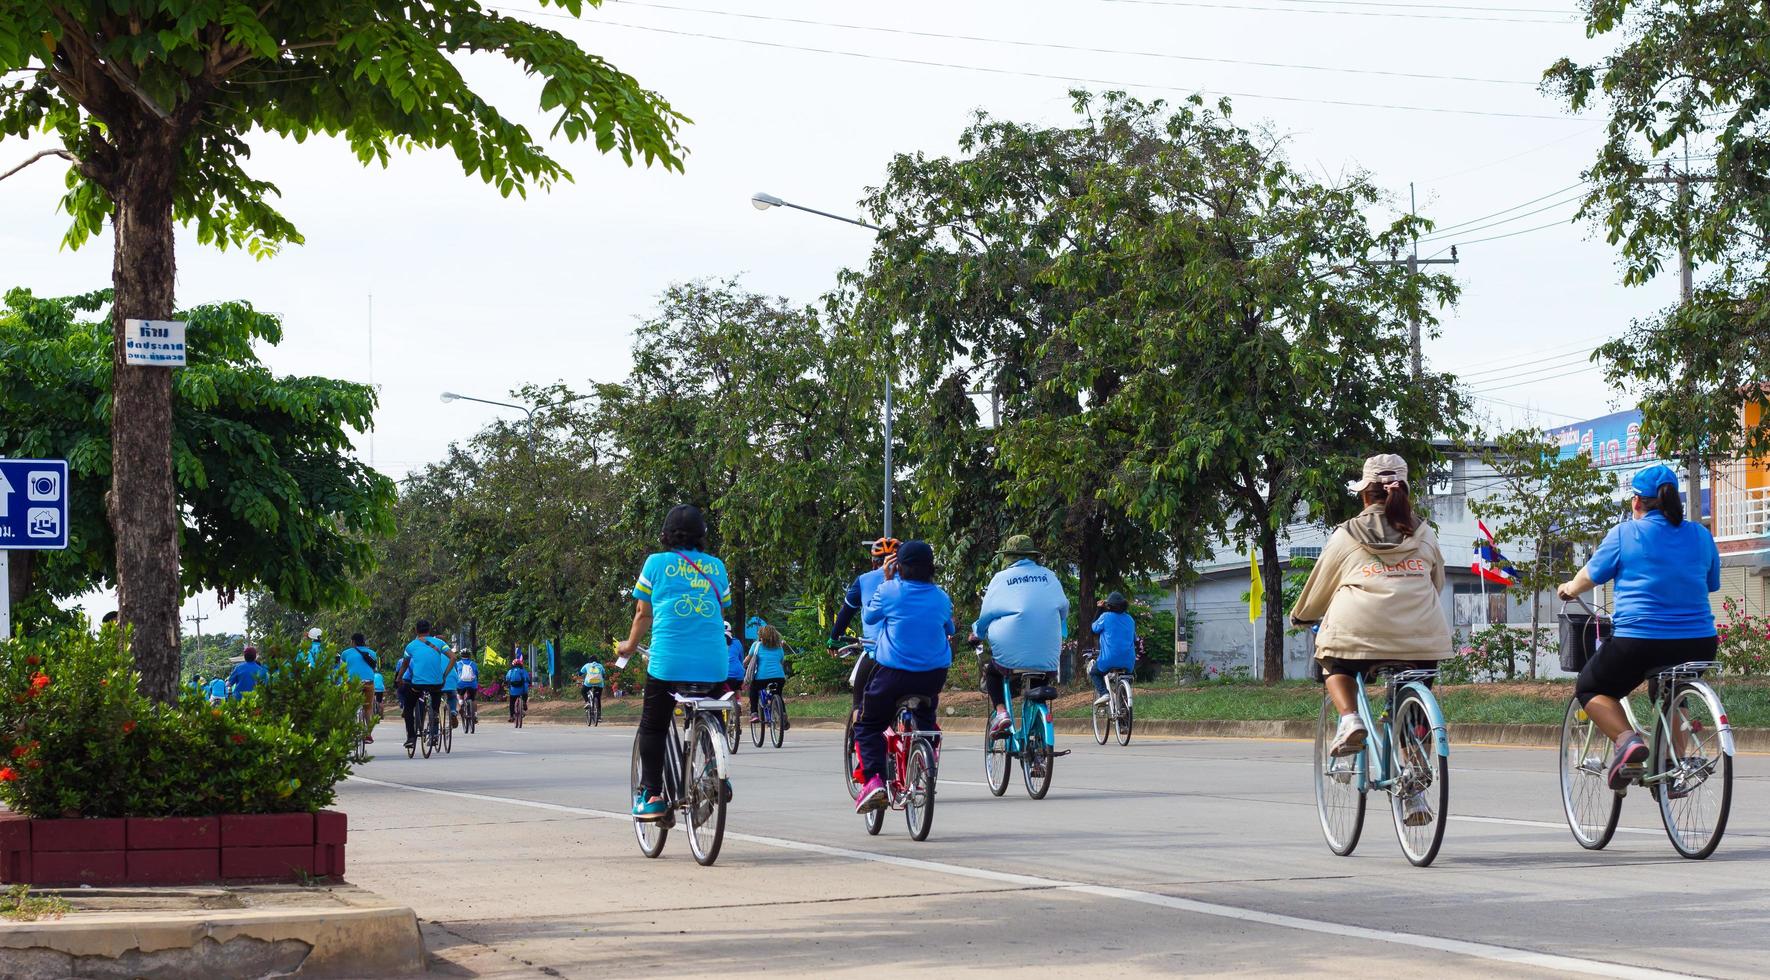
1471, 520, 1516, 588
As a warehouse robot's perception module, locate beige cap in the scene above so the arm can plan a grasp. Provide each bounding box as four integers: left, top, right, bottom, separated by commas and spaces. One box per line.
1346, 453, 1408, 494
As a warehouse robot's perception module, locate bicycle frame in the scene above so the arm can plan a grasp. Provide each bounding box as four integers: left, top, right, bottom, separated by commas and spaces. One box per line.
1617, 672, 1735, 793
997, 673, 1054, 753
883, 710, 940, 808
1349, 671, 1448, 794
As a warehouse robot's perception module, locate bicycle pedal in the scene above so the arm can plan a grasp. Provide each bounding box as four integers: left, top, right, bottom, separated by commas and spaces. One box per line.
1051, 749, 1073, 757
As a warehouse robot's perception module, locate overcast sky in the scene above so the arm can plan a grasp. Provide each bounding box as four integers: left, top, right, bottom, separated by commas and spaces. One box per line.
0, 0, 1673, 636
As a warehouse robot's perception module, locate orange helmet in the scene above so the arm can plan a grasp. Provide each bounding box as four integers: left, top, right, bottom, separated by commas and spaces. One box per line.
870, 537, 901, 559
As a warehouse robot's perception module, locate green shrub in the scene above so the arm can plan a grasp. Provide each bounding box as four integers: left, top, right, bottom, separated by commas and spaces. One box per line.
0, 628, 358, 818
1718, 598, 1770, 676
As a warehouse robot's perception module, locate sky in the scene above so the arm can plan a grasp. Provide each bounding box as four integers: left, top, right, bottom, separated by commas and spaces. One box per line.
0, 0, 1678, 636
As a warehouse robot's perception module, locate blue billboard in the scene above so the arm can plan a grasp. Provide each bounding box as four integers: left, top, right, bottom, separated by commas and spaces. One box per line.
1550, 409, 1663, 469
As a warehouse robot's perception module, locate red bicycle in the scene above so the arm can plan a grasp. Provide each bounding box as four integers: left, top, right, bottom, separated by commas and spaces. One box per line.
862, 693, 941, 841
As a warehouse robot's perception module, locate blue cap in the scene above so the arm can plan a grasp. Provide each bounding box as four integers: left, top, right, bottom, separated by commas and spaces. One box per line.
1631, 464, 1680, 498
896, 539, 935, 578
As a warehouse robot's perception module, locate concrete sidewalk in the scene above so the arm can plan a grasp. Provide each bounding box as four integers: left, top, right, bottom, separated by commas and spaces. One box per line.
0, 883, 423, 978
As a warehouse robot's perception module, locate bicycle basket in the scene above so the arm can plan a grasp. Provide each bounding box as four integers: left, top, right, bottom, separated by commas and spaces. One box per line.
1558, 605, 1611, 673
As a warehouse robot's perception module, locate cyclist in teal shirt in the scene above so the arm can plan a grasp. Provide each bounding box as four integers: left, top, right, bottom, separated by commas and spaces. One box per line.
616, 505, 732, 820
1560, 464, 1721, 790
1088, 592, 1137, 702
225, 647, 270, 699
746, 623, 789, 723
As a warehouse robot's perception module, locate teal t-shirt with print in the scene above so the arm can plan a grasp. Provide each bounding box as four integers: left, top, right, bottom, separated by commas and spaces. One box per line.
634, 550, 732, 682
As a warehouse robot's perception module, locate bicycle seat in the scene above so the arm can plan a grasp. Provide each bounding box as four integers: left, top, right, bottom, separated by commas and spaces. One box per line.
1023, 685, 1059, 703
1103, 669, 1129, 681
1653, 660, 1720, 681
1008, 668, 1054, 679
896, 695, 932, 713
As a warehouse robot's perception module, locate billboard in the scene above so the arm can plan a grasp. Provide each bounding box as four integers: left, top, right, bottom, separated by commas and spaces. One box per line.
1550, 409, 1662, 469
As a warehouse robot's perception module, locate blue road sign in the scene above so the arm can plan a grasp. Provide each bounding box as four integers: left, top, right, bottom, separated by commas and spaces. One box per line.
0, 459, 69, 551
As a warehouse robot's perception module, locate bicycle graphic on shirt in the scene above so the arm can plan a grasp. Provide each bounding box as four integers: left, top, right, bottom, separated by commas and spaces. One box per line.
672, 593, 717, 619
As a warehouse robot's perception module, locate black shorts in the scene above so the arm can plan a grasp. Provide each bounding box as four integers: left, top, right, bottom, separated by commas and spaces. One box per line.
1317, 658, 1439, 685
1575, 635, 1718, 706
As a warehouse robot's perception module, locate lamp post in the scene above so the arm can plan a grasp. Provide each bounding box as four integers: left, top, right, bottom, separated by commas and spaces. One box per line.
440, 391, 536, 465
751, 191, 895, 537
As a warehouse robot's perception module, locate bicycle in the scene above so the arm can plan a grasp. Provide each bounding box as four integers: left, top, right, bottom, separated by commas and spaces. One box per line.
415, 691, 444, 760
461, 691, 478, 734
749, 680, 787, 749
834, 642, 868, 800
627, 683, 734, 866
511, 693, 527, 729
979, 649, 1066, 800
861, 693, 941, 841
1088, 662, 1134, 747
1559, 660, 1735, 860
441, 700, 454, 754
583, 688, 603, 727
351, 704, 374, 764
1312, 665, 1451, 867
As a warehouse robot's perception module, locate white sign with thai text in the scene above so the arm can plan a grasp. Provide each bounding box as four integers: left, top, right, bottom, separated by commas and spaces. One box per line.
123, 319, 187, 367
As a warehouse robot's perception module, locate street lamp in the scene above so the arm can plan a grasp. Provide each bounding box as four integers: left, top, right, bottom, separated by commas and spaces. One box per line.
752, 190, 894, 537
440, 390, 537, 465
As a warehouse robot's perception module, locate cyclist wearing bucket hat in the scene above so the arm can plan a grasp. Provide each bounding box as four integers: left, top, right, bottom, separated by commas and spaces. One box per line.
1558, 463, 1720, 791
1290, 453, 1452, 826
972, 534, 1069, 734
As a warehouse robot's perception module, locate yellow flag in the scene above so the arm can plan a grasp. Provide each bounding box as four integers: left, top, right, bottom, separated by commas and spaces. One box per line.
1248, 550, 1263, 623
818, 604, 827, 628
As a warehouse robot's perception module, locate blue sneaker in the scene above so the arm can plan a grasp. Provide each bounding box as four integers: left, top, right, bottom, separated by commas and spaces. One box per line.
632, 791, 667, 821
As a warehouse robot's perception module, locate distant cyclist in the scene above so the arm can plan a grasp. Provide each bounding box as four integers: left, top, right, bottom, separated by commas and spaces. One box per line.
505, 655, 532, 723
206, 675, 228, 703
854, 540, 954, 812
225, 646, 270, 700
579, 657, 606, 716
1289, 453, 1452, 826
401, 620, 457, 751
455, 650, 480, 716
746, 623, 789, 727
301, 626, 324, 668
1558, 463, 1720, 790
830, 537, 899, 726
972, 534, 1068, 734
616, 504, 733, 821
338, 633, 379, 738
1088, 592, 1137, 704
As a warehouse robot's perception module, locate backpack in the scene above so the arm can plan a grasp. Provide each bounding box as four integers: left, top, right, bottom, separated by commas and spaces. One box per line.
584, 663, 604, 685
458, 660, 478, 684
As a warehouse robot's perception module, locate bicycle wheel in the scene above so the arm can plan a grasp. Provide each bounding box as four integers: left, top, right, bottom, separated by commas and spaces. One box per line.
1390, 689, 1449, 868
983, 722, 1011, 797
723, 708, 740, 755
749, 706, 764, 748
864, 748, 890, 836
1115, 679, 1134, 746
1091, 691, 1109, 745
629, 734, 667, 859
1654, 683, 1732, 860
905, 740, 936, 841
464, 700, 475, 734
771, 700, 786, 748
420, 704, 434, 759
442, 713, 453, 754
515, 699, 525, 729
685, 720, 727, 866
1021, 709, 1054, 800
843, 715, 861, 799
1313, 694, 1366, 856
1558, 697, 1621, 850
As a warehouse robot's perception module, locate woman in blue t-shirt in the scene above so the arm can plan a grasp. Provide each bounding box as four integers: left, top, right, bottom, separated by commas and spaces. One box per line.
854, 540, 954, 814
1559, 464, 1721, 791
1088, 592, 1137, 701
615, 505, 733, 820
746, 624, 789, 721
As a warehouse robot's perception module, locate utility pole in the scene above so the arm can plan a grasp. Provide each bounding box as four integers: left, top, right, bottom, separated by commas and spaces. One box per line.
1640, 166, 1717, 528
183, 596, 208, 643
1377, 184, 1461, 378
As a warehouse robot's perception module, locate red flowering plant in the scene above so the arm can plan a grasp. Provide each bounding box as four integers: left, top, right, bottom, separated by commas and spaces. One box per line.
1717, 598, 1770, 677
0, 628, 358, 818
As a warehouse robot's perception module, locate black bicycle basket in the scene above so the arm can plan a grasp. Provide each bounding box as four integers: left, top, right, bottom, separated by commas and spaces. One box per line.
1558, 601, 1611, 673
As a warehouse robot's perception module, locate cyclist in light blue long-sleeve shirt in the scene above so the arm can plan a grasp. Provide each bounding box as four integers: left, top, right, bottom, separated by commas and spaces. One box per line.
971, 534, 1069, 734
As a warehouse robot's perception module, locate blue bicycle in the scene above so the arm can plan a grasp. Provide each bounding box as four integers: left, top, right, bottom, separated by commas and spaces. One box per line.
749, 679, 786, 749
978, 650, 1065, 799
1313, 665, 1451, 867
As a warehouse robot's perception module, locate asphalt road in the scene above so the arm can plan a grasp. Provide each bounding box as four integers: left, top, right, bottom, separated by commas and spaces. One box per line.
336, 716, 1769, 978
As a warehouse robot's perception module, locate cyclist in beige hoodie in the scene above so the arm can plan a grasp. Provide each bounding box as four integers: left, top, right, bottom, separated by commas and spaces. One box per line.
1290, 454, 1454, 824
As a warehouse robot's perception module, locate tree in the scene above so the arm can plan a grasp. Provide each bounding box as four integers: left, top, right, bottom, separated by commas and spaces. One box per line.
0, 1, 686, 698
1545, 1, 1770, 477
847, 94, 1180, 632
0, 288, 396, 648
597, 280, 883, 630
1470, 429, 1619, 677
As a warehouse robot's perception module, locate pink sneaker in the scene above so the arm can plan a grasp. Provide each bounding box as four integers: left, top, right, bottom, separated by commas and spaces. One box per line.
990, 710, 1011, 734
855, 775, 887, 813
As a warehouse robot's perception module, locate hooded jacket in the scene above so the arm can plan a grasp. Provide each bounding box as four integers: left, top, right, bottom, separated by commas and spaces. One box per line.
1289, 504, 1452, 662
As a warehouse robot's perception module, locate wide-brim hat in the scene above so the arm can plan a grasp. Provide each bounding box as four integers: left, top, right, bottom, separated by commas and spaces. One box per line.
1346, 453, 1409, 494
995, 534, 1041, 558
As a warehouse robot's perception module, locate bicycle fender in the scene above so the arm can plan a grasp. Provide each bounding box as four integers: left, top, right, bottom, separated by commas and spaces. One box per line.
1402, 681, 1450, 758
1687, 681, 1736, 758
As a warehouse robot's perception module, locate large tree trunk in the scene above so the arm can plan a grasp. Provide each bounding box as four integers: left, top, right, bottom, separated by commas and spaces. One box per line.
1260, 529, 1285, 684
108, 142, 183, 703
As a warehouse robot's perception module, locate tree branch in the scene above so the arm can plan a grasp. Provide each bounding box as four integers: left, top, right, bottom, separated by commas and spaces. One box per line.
0, 148, 79, 183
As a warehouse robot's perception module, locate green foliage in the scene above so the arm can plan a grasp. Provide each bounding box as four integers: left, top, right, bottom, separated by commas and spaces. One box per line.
1439, 624, 1552, 685
1544, 1, 1770, 462
0, 884, 71, 922
0, 1, 686, 256
0, 628, 358, 818
1717, 597, 1770, 676
0, 290, 397, 626
180, 632, 245, 687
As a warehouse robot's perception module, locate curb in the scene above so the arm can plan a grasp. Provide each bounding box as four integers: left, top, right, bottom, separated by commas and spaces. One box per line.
0, 898, 423, 978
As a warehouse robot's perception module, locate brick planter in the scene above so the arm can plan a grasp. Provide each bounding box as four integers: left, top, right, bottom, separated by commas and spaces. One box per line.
0, 810, 346, 887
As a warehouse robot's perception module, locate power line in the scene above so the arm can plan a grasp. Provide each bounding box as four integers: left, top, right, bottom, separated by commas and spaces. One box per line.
608, 0, 1535, 86
1455, 332, 1612, 372
1465, 393, 1587, 421
1469, 362, 1603, 394
548, 15, 1584, 120
1442, 216, 1582, 248
1417, 181, 1586, 237
1459, 347, 1595, 380
1099, 0, 1574, 25
1469, 355, 1606, 388
1419, 195, 1584, 243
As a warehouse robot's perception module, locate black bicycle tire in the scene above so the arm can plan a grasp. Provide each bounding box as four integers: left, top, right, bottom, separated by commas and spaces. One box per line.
983, 723, 1011, 797
1116, 679, 1134, 746
1091, 693, 1109, 745
686, 720, 726, 866
1390, 690, 1448, 867
771, 698, 785, 749
1022, 709, 1054, 800
906, 740, 936, 841
1314, 693, 1366, 857
844, 715, 861, 800
1558, 696, 1620, 850
1655, 683, 1732, 860
630, 733, 667, 858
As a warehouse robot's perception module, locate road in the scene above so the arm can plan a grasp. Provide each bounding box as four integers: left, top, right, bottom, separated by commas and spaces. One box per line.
336, 718, 1768, 978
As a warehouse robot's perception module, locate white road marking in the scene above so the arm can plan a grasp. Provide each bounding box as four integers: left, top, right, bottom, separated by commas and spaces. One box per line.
491, 750, 528, 756
346, 775, 1695, 979
1452, 813, 1661, 836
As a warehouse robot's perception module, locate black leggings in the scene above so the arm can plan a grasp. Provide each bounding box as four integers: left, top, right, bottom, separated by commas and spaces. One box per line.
637, 677, 720, 796
749, 678, 783, 713
1575, 635, 1718, 707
